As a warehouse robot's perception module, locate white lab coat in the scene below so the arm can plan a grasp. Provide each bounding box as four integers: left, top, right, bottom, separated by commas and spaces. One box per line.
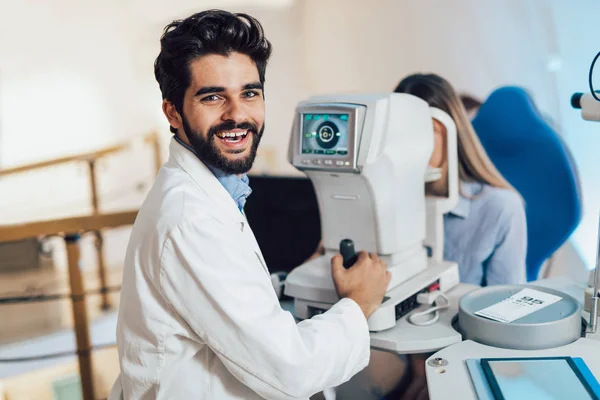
110, 138, 370, 400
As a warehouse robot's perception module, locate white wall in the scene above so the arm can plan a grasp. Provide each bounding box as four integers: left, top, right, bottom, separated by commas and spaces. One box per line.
0, 1, 160, 224
301, 0, 557, 113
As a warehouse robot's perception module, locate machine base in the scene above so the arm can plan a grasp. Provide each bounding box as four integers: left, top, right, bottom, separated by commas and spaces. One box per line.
284, 250, 428, 305
291, 260, 460, 331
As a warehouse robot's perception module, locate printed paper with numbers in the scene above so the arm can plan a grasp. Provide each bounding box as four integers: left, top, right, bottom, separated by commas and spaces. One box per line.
474, 288, 563, 323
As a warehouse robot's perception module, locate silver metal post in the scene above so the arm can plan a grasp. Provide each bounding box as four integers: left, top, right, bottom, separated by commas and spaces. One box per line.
588, 215, 600, 333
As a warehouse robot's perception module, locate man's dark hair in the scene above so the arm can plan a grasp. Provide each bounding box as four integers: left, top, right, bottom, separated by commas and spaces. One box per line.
154, 10, 273, 133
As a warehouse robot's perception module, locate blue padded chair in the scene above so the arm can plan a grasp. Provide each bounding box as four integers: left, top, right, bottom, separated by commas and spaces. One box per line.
472, 86, 582, 281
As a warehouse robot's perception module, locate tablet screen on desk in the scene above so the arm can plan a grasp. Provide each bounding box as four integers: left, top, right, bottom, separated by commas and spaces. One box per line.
481, 358, 597, 400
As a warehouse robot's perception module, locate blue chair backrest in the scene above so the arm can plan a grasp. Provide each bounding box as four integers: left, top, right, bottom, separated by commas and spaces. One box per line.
472, 86, 582, 281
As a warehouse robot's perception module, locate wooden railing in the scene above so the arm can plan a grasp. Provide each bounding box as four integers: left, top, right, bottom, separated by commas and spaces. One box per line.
0, 211, 139, 400
0, 132, 160, 310
0, 132, 161, 178
0, 132, 161, 400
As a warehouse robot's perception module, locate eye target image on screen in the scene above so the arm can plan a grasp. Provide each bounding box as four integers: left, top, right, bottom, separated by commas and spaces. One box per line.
301, 114, 349, 156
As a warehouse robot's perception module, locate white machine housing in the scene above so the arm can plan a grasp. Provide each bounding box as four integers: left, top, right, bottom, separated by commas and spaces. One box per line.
425, 108, 459, 261
284, 93, 460, 331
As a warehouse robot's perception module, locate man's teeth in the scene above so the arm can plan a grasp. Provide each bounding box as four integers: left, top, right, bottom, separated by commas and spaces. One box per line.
216, 130, 248, 139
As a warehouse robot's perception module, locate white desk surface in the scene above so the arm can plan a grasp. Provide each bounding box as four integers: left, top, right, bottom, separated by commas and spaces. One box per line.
424, 277, 600, 399
426, 338, 600, 400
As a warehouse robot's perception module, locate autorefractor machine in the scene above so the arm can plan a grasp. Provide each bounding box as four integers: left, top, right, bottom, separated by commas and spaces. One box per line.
283, 88, 600, 399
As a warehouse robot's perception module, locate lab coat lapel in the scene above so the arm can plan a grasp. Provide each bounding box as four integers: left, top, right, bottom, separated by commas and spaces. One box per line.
169, 138, 244, 224
168, 138, 270, 276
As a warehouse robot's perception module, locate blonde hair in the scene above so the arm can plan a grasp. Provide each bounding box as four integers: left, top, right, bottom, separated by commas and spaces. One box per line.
394, 73, 515, 191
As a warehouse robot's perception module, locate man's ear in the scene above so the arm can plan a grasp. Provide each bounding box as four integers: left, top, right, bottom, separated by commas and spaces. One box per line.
162, 100, 183, 132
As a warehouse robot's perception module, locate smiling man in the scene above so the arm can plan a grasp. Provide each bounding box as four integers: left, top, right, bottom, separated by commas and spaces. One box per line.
111, 10, 391, 400
170, 52, 265, 179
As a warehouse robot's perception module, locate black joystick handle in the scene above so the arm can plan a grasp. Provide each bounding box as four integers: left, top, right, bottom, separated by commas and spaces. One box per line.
340, 239, 358, 269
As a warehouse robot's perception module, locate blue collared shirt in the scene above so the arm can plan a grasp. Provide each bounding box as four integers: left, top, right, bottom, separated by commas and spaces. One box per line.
444, 181, 527, 286
173, 136, 252, 212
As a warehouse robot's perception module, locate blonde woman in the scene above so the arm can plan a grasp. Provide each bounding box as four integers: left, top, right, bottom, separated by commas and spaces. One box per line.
396, 73, 527, 287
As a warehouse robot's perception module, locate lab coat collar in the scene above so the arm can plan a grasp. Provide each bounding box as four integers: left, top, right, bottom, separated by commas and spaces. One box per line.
168, 137, 245, 223
172, 135, 252, 212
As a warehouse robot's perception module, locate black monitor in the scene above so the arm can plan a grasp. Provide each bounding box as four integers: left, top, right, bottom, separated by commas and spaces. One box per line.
244, 175, 321, 274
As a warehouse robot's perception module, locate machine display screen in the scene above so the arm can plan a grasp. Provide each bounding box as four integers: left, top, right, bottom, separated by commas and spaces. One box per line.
301, 113, 350, 156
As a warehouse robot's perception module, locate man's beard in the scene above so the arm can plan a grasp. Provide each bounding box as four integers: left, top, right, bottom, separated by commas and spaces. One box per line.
181, 115, 264, 175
